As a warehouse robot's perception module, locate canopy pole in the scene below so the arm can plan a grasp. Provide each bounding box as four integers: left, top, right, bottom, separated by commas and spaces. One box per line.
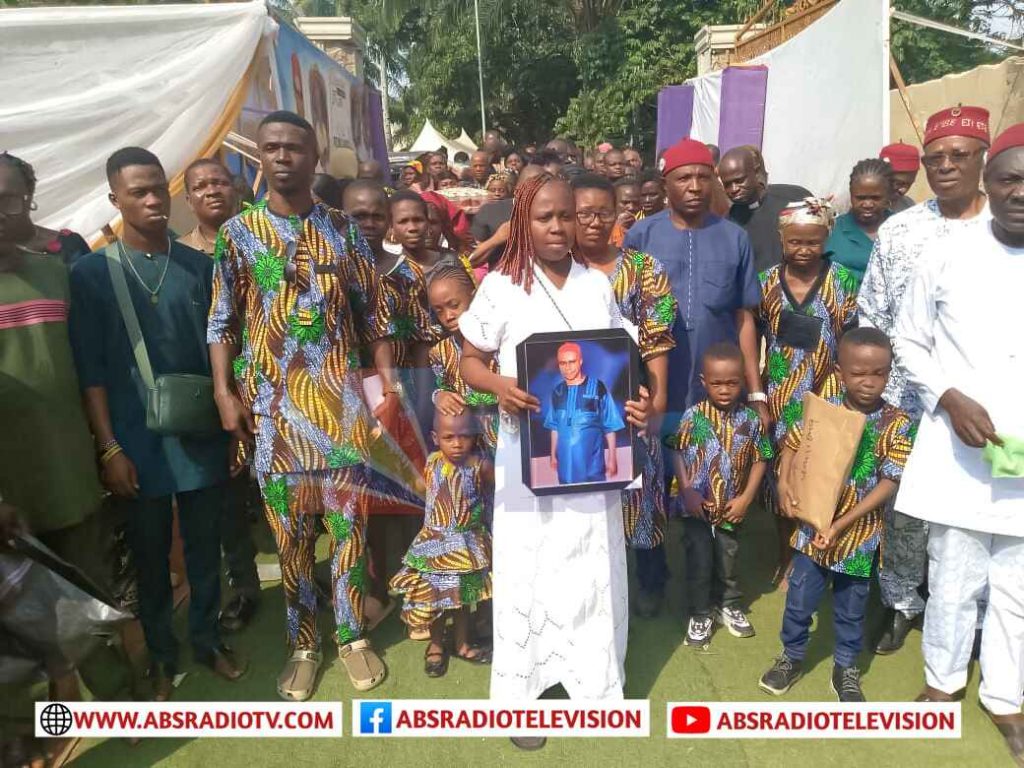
882, 0, 892, 150
473, 0, 487, 137
889, 53, 924, 146
891, 8, 1024, 51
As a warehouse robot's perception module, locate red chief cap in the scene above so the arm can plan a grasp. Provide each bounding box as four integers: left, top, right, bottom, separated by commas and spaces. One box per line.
658, 138, 715, 175
880, 142, 920, 172
923, 105, 991, 147
988, 123, 1024, 163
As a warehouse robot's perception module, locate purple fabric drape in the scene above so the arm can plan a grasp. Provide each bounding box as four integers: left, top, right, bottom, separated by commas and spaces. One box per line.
718, 66, 768, 154
656, 85, 695, 159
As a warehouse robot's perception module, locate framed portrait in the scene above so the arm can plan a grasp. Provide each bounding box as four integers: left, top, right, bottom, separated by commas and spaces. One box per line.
515, 328, 641, 496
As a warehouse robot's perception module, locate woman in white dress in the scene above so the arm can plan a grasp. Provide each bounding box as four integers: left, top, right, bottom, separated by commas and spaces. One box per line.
459, 173, 650, 750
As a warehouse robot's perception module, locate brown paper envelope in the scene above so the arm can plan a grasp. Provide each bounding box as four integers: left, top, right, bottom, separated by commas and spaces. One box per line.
788, 392, 867, 533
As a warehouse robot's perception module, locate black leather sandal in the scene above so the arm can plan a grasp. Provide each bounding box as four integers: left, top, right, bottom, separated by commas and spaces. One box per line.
424, 645, 449, 677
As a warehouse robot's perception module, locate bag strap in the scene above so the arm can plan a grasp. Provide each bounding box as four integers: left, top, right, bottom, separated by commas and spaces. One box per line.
104, 242, 156, 389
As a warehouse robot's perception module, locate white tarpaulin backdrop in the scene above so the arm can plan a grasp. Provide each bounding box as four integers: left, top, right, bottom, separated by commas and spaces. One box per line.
0, 1, 275, 241
688, 0, 889, 198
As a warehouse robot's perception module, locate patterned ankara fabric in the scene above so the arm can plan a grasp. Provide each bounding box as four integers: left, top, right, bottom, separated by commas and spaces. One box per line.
607, 248, 677, 549
207, 200, 390, 475
429, 334, 499, 457
371, 255, 442, 369
389, 452, 493, 631
666, 399, 773, 528
756, 261, 859, 444
257, 467, 369, 649
786, 373, 915, 575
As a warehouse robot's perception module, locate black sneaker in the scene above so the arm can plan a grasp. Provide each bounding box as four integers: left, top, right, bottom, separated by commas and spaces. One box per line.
716, 605, 756, 638
759, 656, 803, 696
831, 664, 866, 702
684, 615, 714, 647
875, 609, 916, 655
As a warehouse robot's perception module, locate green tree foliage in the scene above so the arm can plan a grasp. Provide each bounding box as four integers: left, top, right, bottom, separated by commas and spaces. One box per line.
892, 0, 1003, 85
401, 0, 578, 144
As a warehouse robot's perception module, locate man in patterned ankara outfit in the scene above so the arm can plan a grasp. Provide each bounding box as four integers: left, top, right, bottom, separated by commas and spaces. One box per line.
858, 105, 991, 655
208, 112, 399, 698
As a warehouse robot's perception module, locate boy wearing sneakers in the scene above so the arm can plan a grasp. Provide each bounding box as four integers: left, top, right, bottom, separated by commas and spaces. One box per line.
759, 328, 914, 701
667, 343, 772, 647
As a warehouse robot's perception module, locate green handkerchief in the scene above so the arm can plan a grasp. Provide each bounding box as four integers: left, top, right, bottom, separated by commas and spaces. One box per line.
983, 435, 1024, 478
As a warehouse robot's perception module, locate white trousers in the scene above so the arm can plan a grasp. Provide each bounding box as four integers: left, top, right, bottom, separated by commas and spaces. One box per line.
923, 523, 1024, 715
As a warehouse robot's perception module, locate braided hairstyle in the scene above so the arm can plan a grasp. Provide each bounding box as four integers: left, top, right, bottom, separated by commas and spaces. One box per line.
495, 172, 582, 294
427, 261, 476, 294
849, 158, 894, 191
0, 152, 37, 197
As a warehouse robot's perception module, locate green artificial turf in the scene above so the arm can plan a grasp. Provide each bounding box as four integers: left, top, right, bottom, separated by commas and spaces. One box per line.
27, 509, 1015, 767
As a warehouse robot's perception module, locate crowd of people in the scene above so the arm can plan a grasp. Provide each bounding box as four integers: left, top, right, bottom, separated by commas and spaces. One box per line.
1, 102, 1022, 761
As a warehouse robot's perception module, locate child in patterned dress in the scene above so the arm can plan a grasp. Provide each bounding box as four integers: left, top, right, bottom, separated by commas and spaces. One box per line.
389, 409, 493, 677
759, 328, 914, 702
427, 263, 500, 459
755, 197, 858, 586
666, 343, 772, 648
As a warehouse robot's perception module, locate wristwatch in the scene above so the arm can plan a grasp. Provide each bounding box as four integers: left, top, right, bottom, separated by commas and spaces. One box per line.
383, 381, 405, 399
747, 391, 768, 404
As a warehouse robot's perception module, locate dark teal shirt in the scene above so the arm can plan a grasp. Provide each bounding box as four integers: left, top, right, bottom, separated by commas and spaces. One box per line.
825, 212, 879, 284
68, 241, 228, 499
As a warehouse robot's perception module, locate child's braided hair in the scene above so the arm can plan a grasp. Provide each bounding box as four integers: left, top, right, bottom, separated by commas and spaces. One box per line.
427, 261, 476, 294
494, 172, 582, 294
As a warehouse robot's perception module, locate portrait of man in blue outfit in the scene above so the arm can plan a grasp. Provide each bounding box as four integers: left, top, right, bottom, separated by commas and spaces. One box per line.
543, 342, 626, 484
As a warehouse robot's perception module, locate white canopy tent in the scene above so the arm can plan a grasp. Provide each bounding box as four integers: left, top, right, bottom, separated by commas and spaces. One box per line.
454, 129, 478, 153
680, 0, 889, 197
0, 1, 275, 243
409, 119, 477, 156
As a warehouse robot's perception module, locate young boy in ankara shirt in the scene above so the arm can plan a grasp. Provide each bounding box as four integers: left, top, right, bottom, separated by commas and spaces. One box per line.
759, 328, 914, 703
666, 343, 772, 648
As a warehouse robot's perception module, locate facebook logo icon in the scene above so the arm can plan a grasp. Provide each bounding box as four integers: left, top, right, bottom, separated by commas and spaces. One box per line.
360, 701, 392, 734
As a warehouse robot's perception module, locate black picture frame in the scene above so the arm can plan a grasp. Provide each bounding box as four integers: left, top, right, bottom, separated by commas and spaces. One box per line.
515, 328, 642, 497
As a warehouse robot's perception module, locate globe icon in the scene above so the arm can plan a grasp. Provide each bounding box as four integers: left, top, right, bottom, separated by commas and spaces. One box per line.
39, 703, 73, 737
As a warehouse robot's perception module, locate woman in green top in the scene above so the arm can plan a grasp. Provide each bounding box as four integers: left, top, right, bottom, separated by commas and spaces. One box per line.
0, 152, 101, 538
826, 159, 896, 284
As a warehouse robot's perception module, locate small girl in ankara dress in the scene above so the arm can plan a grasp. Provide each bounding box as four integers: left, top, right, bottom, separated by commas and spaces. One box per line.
755, 197, 858, 585
389, 409, 494, 677
427, 263, 500, 459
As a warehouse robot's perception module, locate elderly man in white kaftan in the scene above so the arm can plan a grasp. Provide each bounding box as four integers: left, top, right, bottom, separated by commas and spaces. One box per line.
893, 124, 1024, 766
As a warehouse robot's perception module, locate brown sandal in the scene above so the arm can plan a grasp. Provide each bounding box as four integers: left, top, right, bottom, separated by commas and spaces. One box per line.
914, 685, 963, 702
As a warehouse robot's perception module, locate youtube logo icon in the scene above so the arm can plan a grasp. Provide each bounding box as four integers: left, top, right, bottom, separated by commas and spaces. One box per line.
670, 705, 711, 735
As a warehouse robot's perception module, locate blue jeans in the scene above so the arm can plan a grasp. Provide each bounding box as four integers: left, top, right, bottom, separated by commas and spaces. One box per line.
781, 551, 870, 669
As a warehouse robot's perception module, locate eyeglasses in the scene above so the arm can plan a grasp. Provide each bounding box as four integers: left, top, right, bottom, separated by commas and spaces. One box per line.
576, 210, 617, 225
0, 193, 31, 215
922, 149, 983, 169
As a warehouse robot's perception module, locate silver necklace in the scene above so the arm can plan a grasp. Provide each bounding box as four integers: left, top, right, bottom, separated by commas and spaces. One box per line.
118, 237, 171, 305
533, 264, 573, 330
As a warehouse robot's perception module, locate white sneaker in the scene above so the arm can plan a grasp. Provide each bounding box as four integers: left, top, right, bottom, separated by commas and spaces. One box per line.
716, 605, 755, 638
684, 615, 714, 647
